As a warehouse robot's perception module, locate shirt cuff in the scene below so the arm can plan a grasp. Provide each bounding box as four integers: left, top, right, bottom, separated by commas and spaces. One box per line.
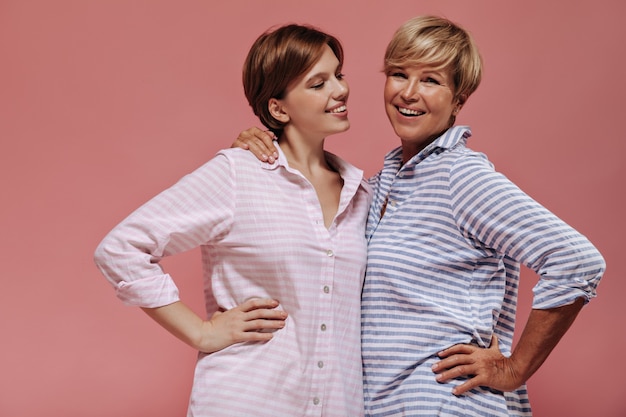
531, 279, 597, 310
115, 274, 180, 308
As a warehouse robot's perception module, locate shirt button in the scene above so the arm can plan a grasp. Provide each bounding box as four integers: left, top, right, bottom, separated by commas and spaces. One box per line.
326, 249, 334, 257
323, 285, 330, 294
318, 361, 324, 368
313, 397, 320, 405
320, 323, 327, 331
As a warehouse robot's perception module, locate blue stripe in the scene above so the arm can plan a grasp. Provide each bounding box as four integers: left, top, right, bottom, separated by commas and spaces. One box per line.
361, 126, 605, 416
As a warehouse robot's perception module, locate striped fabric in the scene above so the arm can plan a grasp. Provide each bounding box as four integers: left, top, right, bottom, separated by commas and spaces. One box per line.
361, 126, 605, 416
94, 145, 372, 417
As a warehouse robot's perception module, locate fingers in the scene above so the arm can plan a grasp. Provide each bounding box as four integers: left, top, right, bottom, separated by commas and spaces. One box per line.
231, 309, 287, 344
451, 377, 481, 396
231, 298, 287, 332
438, 342, 475, 358
432, 343, 484, 388
433, 354, 482, 396
202, 298, 288, 352
432, 335, 517, 395
233, 127, 278, 163
237, 297, 280, 312
434, 353, 475, 378
237, 330, 275, 343
433, 343, 477, 373
244, 317, 286, 332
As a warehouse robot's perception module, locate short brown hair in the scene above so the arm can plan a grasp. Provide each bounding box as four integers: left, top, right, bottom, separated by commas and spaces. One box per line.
385, 15, 483, 102
242, 24, 344, 136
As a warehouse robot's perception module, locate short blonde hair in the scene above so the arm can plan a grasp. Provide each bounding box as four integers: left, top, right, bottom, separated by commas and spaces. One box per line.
243, 24, 344, 136
384, 15, 482, 101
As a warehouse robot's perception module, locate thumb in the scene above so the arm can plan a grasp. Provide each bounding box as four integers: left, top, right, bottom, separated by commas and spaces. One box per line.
490, 334, 499, 350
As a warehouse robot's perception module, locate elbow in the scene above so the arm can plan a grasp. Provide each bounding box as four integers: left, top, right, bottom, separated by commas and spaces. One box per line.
93, 233, 125, 280
592, 252, 607, 283
93, 241, 106, 268
581, 249, 606, 302
588, 245, 607, 280
93, 237, 114, 270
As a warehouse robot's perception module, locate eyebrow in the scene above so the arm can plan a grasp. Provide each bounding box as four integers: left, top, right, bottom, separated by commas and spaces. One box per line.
387, 65, 447, 77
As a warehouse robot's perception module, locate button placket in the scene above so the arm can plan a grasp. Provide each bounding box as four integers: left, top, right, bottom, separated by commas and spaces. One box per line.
314, 246, 334, 412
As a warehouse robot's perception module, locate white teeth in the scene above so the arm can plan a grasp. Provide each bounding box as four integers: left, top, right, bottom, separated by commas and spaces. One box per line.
398, 107, 423, 116
328, 105, 346, 113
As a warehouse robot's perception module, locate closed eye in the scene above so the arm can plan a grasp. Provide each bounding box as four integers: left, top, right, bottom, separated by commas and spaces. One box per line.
423, 77, 441, 85
389, 71, 407, 79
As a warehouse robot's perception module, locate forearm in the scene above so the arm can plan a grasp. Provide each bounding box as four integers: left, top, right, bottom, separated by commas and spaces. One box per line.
510, 297, 585, 382
141, 301, 206, 350
141, 298, 288, 354
432, 296, 586, 394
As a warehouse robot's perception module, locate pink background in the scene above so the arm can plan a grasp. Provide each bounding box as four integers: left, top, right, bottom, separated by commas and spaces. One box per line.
1, 1, 624, 416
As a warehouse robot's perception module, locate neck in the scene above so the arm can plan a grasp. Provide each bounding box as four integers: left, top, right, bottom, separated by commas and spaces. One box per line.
278, 130, 329, 175
400, 126, 452, 164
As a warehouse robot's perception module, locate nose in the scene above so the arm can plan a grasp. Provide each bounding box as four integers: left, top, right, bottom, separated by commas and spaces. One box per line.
400, 79, 419, 102
332, 76, 349, 100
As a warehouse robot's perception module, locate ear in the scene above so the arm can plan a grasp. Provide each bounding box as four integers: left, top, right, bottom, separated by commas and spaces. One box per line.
453, 94, 467, 116
268, 98, 290, 123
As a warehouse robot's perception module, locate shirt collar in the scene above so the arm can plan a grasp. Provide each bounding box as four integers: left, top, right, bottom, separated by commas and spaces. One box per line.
261, 140, 369, 192
383, 125, 472, 172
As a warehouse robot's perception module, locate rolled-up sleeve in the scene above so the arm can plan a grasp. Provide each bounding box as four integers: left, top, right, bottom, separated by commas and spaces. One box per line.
94, 154, 235, 307
450, 156, 606, 310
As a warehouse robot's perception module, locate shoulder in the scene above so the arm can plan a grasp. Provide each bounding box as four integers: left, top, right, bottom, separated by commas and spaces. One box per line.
176, 148, 263, 188
446, 146, 494, 177
195, 147, 265, 174
440, 147, 518, 200
214, 147, 260, 164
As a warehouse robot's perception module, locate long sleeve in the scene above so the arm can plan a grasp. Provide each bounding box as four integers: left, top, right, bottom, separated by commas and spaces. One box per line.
94, 154, 236, 307
448, 153, 605, 309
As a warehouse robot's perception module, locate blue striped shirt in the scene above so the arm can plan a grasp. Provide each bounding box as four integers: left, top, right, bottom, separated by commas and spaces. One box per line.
361, 126, 605, 416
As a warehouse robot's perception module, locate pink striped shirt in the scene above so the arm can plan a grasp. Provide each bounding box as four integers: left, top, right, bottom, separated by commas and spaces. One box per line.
94, 145, 372, 417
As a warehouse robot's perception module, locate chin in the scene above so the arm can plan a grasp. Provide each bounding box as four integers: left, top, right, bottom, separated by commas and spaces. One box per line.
333, 121, 350, 134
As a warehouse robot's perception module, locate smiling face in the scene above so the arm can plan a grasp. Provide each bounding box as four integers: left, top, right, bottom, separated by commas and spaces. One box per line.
381, 16, 483, 162
243, 24, 346, 138
271, 45, 349, 143
384, 63, 462, 162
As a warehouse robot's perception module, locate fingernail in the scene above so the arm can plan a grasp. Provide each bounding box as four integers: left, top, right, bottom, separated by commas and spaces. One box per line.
268, 156, 275, 164
272, 152, 278, 159
261, 154, 269, 161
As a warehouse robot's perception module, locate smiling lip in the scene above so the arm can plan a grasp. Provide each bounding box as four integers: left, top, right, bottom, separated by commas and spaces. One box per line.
326, 104, 347, 114
397, 106, 425, 116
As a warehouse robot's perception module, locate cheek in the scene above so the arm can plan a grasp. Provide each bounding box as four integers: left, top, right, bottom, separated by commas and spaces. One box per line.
383, 80, 397, 101
427, 94, 455, 115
